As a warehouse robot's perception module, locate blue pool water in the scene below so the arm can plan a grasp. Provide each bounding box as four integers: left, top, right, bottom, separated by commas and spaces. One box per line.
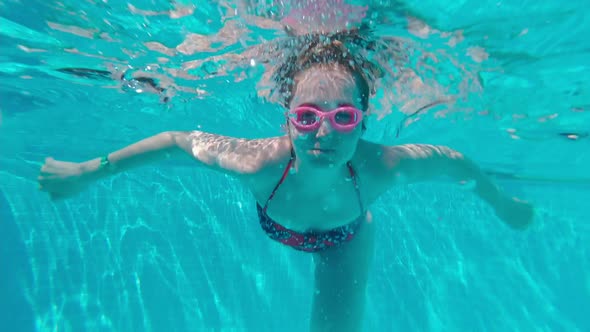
1, 1, 589, 331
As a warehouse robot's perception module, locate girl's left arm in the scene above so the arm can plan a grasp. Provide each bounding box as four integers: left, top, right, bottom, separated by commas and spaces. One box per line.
379, 144, 534, 229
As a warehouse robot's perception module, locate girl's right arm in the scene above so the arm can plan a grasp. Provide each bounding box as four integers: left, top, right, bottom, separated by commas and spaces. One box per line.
38, 131, 277, 199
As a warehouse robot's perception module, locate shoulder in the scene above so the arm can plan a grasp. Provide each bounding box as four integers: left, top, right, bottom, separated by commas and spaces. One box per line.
231, 135, 293, 181
243, 135, 293, 173
219, 135, 292, 176
179, 131, 292, 176
351, 141, 438, 199
354, 141, 457, 169
238, 136, 294, 197
350, 140, 393, 201
353, 142, 463, 189
351, 140, 397, 177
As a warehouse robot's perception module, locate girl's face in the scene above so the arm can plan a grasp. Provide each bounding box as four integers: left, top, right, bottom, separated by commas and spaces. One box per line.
288, 66, 365, 168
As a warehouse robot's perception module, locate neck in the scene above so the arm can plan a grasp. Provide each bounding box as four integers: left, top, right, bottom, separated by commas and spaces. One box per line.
291, 157, 349, 189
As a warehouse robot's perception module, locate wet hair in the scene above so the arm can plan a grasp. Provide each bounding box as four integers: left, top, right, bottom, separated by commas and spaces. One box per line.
272, 28, 382, 111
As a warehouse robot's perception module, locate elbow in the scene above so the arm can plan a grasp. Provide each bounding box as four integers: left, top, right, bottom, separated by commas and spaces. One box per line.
161, 131, 187, 147
163, 131, 199, 158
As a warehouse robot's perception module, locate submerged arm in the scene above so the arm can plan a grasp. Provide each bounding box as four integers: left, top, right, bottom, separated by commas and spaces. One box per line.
79, 131, 262, 180
381, 144, 534, 229
78, 131, 188, 181
39, 131, 276, 198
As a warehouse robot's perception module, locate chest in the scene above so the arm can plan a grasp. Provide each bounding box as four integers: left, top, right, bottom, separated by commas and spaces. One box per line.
254, 175, 366, 231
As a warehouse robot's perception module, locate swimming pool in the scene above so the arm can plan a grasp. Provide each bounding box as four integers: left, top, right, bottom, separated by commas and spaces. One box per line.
1, 0, 589, 331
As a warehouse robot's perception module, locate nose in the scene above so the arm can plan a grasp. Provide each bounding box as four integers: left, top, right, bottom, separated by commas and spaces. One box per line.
315, 117, 333, 138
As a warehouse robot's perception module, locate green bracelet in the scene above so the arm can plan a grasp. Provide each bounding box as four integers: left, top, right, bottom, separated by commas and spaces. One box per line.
99, 155, 113, 171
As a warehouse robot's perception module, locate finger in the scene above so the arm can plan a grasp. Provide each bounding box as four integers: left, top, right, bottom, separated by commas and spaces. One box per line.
39, 168, 53, 176
40, 157, 55, 172
37, 175, 54, 184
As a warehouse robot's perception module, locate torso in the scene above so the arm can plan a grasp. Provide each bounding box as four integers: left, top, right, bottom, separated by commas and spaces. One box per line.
245, 136, 390, 232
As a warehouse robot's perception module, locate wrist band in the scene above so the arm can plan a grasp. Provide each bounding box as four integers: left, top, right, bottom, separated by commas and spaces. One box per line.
99, 155, 113, 171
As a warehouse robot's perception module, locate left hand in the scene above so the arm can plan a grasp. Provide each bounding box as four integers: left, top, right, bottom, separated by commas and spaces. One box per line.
38, 157, 88, 200
494, 197, 535, 230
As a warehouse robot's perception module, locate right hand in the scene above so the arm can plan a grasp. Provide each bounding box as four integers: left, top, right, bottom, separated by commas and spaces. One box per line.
38, 157, 89, 199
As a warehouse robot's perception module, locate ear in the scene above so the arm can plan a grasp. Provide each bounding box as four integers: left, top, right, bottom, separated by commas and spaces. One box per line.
361, 109, 369, 132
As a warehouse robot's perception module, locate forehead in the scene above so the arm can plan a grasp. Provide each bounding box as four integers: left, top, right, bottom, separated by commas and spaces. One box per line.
290, 68, 362, 108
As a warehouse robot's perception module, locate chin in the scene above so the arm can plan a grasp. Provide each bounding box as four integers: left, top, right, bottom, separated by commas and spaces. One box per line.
304, 149, 343, 167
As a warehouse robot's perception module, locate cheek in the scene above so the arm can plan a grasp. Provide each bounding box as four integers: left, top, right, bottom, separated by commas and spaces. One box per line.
338, 129, 362, 149
341, 136, 359, 150
288, 126, 311, 146
287, 123, 311, 140
293, 132, 314, 143
343, 125, 363, 139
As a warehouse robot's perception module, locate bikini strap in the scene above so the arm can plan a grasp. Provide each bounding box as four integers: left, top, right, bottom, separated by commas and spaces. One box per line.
262, 149, 295, 212
262, 153, 363, 214
346, 161, 365, 213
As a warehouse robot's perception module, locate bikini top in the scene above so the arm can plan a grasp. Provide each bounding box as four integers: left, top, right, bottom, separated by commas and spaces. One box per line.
256, 152, 365, 252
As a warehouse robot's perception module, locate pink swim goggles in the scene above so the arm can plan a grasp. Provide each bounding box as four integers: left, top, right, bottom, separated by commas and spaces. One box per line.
289, 106, 363, 133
